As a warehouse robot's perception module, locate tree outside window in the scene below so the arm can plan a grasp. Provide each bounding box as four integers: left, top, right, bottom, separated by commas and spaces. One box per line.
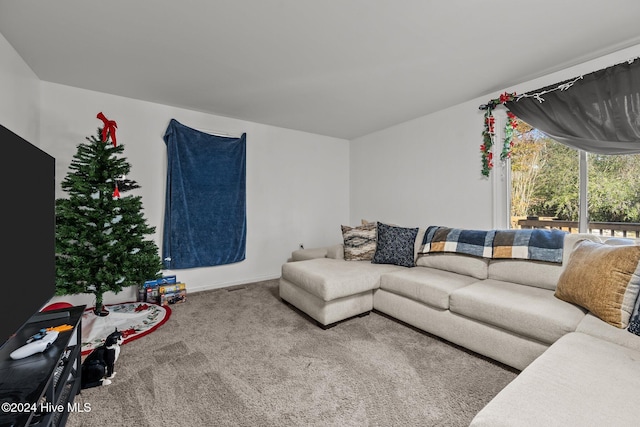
510, 119, 640, 234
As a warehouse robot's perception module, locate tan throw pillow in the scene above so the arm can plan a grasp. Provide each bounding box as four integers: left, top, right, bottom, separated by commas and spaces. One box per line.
555, 239, 640, 328
341, 222, 377, 261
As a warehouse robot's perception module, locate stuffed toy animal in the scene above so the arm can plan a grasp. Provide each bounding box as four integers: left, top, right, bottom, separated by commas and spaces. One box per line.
81, 328, 124, 389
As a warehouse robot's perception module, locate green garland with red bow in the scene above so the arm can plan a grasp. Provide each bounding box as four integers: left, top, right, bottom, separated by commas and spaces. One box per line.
479, 92, 518, 177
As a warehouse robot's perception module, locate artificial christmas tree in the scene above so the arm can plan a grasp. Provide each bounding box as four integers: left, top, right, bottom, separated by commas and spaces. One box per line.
56, 113, 162, 315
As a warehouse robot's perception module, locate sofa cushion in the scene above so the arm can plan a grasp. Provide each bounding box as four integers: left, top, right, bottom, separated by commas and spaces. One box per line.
485, 233, 601, 291
341, 222, 377, 261
281, 258, 404, 302
487, 260, 561, 290
291, 247, 328, 261
450, 279, 586, 344
380, 268, 479, 310
371, 222, 419, 267
576, 313, 640, 352
325, 244, 345, 260
415, 253, 489, 280
561, 233, 601, 263
555, 239, 640, 328
470, 332, 640, 427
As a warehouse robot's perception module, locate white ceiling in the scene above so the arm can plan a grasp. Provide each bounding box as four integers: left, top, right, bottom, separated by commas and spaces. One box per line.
2, 1, 640, 140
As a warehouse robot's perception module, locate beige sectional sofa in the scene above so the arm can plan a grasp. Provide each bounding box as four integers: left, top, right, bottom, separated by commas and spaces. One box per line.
278, 225, 640, 426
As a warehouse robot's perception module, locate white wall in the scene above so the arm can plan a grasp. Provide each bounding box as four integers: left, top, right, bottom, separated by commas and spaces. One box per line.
5, 23, 640, 308
0, 32, 40, 142
350, 43, 640, 231
350, 101, 492, 230
1, 29, 349, 308
38, 83, 349, 305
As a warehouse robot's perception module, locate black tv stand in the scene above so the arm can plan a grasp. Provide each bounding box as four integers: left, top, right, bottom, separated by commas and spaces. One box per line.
0, 305, 85, 427
28, 310, 71, 323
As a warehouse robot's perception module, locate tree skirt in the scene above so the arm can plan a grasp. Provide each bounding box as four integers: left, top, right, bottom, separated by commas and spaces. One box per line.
81, 302, 171, 356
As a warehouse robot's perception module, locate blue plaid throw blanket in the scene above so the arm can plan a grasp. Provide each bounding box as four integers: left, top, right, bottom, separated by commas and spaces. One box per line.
419, 226, 495, 258
492, 229, 566, 263
419, 226, 566, 263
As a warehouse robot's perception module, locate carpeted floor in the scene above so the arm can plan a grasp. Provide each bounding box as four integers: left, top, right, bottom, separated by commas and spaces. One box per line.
67, 279, 518, 427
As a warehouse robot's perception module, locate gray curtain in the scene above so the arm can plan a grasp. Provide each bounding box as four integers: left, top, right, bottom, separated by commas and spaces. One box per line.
505, 58, 640, 154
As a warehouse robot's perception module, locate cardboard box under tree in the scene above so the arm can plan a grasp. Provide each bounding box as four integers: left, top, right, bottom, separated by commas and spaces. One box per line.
159, 283, 187, 306
140, 276, 180, 304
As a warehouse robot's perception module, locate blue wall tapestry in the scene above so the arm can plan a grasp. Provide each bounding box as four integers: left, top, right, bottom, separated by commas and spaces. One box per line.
163, 119, 246, 269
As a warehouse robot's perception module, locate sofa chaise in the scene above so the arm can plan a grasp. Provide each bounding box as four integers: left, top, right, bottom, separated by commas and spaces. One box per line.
278, 222, 640, 426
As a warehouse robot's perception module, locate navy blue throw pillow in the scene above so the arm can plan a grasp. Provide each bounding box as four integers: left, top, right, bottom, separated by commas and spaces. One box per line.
372, 222, 419, 267
628, 294, 640, 336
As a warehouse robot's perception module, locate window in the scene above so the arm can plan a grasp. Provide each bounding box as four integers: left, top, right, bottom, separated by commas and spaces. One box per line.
510, 118, 640, 237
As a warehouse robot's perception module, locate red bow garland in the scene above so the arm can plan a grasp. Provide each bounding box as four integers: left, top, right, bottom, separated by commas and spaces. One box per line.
97, 112, 117, 146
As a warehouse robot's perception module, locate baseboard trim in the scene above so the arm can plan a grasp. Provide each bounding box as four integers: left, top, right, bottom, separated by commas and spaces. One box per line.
187, 274, 281, 294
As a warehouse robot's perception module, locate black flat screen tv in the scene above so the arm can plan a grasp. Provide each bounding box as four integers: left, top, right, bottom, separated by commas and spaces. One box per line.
0, 124, 55, 350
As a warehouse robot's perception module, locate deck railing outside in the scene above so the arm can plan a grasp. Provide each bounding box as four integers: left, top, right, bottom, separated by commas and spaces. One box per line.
516, 218, 640, 238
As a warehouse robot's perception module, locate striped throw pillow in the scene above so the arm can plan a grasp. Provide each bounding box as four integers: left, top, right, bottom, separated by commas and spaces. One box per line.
341, 222, 377, 261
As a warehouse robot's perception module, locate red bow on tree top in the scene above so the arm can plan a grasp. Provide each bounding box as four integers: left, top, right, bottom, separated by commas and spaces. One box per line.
96, 112, 117, 146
